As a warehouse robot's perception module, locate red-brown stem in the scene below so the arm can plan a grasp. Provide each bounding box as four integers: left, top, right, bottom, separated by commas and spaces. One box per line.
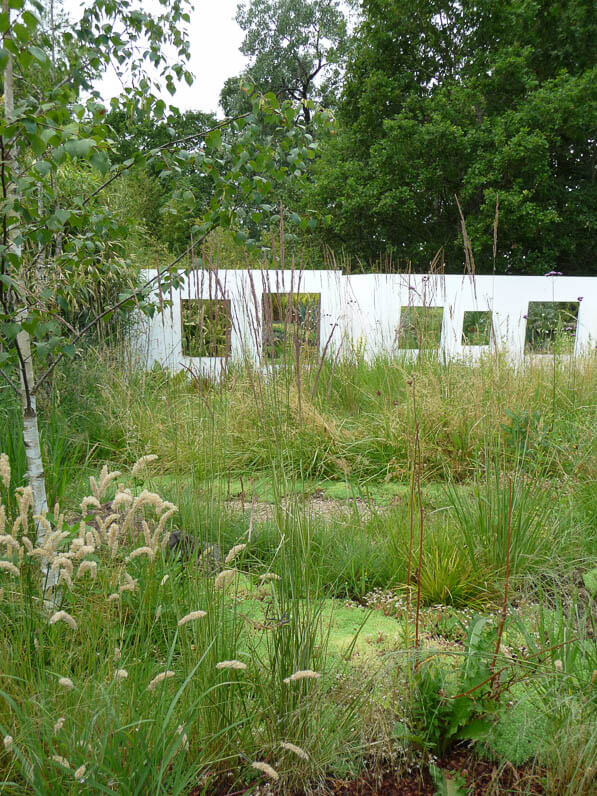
406, 422, 415, 616
311, 322, 337, 398
491, 477, 513, 691
294, 325, 302, 425
412, 378, 424, 649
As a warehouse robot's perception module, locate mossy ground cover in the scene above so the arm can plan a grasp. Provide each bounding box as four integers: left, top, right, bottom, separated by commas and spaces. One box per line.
0, 351, 595, 793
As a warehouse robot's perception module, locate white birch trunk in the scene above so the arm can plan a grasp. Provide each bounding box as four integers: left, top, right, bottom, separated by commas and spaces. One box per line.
4, 0, 57, 593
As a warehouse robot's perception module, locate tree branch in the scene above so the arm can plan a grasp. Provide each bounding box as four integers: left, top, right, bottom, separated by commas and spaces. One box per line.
32, 225, 214, 392
83, 112, 252, 206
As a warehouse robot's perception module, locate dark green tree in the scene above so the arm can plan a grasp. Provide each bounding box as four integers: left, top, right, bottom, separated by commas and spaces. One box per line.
309, 0, 596, 274
222, 0, 349, 121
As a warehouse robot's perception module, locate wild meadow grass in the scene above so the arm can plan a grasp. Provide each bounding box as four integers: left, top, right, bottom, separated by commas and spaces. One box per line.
0, 347, 595, 793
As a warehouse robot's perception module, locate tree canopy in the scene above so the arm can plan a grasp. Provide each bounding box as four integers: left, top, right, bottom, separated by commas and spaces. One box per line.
221, 0, 349, 121
307, 0, 597, 274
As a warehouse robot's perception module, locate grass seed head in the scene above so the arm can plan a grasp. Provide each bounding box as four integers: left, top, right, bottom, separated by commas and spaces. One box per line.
58, 676, 74, 690
0, 453, 10, 489
74, 764, 86, 781
76, 560, 97, 579
283, 670, 321, 684
224, 543, 247, 564
216, 660, 247, 670
176, 725, 189, 750
214, 569, 237, 589
147, 670, 175, 691
0, 560, 19, 577
52, 755, 70, 768
54, 717, 65, 733
3, 735, 13, 752
280, 742, 309, 760
251, 761, 279, 781
50, 611, 77, 631
177, 610, 207, 626
131, 454, 158, 479
114, 669, 128, 681
160, 574, 169, 586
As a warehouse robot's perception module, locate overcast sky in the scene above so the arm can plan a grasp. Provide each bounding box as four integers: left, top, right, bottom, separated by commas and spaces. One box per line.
63, 0, 250, 116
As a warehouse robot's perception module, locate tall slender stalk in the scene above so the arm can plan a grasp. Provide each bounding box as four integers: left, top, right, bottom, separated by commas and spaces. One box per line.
410, 377, 424, 649
491, 477, 513, 692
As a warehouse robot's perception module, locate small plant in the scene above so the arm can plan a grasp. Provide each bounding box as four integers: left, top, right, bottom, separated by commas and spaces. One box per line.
396, 615, 503, 757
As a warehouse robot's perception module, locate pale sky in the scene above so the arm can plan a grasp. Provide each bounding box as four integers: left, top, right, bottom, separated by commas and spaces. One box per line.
62, 0, 250, 116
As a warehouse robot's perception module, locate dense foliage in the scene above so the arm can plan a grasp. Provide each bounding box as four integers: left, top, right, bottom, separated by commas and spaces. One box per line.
306, 0, 597, 274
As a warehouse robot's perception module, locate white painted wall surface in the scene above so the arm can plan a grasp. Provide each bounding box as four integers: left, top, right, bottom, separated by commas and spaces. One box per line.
135, 270, 596, 373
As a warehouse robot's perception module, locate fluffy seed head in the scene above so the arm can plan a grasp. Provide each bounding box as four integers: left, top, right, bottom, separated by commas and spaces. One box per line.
176, 725, 189, 750
177, 610, 206, 626
251, 761, 279, 781
0, 560, 19, 577
52, 755, 70, 768
147, 670, 175, 691
280, 742, 309, 760
214, 569, 236, 590
76, 560, 97, 579
74, 764, 86, 781
131, 454, 158, 479
160, 574, 169, 586
50, 611, 77, 631
259, 572, 280, 583
114, 669, 128, 681
216, 660, 247, 670
155, 604, 162, 621
224, 543, 246, 564
54, 717, 65, 733
58, 676, 74, 690
0, 453, 10, 489
125, 546, 155, 562
554, 659, 563, 672
3, 735, 13, 752
283, 670, 321, 684
80, 496, 101, 514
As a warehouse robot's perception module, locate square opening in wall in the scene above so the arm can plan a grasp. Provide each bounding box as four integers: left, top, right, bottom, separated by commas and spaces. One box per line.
262, 292, 321, 360
397, 306, 443, 349
524, 301, 579, 354
181, 299, 232, 358
462, 310, 493, 346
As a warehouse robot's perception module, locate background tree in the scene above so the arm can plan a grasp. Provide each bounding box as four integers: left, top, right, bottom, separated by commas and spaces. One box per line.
307, 0, 596, 274
222, 0, 350, 122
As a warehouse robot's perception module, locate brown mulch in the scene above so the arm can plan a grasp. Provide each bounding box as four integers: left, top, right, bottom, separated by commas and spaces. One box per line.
322, 751, 545, 796
189, 751, 545, 795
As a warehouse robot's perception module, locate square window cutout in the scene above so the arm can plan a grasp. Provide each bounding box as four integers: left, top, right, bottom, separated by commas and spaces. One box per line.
181, 299, 232, 358
462, 310, 493, 346
525, 301, 579, 354
397, 306, 443, 349
262, 292, 321, 360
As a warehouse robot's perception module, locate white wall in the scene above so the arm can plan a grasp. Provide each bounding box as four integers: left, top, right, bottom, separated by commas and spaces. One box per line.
135, 270, 596, 373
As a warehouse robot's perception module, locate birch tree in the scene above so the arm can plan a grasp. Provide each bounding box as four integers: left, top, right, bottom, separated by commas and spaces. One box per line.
0, 1, 327, 593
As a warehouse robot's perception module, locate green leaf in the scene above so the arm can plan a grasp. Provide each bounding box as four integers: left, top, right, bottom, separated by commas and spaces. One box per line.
64, 138, 94, 158
33, 160, 52, 177
455, 718, 493, 741
582, 567, 597, 598
89, 150, 110, 174
28, 45, 48, 64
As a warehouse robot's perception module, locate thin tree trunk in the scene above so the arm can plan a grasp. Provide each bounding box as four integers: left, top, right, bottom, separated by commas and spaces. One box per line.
3, 0, 56, 591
